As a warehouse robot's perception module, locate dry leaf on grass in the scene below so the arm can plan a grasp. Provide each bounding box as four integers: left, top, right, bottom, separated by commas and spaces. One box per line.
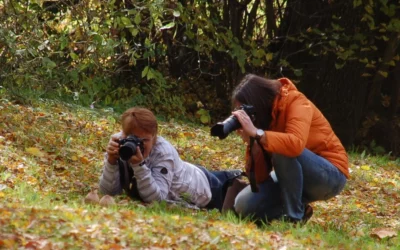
370, 227, 398, 239
118, 199, 129, 205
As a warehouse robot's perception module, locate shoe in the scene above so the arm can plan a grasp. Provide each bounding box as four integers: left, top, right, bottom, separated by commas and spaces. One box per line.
279, 204, 314, 225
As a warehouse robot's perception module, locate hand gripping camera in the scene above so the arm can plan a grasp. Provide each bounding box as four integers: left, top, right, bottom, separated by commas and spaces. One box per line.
119, 135, 145, 161
210, 104, 256, 139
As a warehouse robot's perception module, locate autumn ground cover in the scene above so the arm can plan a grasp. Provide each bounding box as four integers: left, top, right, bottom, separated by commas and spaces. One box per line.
0, 95, 399, 249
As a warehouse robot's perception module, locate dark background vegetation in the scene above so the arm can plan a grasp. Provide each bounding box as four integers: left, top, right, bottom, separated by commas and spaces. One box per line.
1, 0, 399, 156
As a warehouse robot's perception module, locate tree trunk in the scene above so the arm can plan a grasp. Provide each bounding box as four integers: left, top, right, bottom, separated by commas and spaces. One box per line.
275, 0, 368, 147
367, 33, 400, 110
245, 0, 260, 38
265, 0, 277, 38
390, 61, 400, 119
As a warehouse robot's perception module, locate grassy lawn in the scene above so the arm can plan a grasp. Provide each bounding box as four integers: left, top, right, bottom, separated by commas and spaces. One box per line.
0, 95, 399, 249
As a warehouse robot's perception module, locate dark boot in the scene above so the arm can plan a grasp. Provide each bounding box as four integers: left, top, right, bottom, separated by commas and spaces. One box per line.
280, 204, 313, 225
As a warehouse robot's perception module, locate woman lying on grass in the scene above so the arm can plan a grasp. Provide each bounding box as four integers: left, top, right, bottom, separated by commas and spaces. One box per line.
99, 107, 242, 210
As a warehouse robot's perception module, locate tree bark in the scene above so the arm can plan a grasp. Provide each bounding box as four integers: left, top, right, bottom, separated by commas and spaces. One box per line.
367, 33, 400, 110
245, 0, 260, 39
390, 61, 400, 119
274, 0, 368, 147
266, 0, 277, 38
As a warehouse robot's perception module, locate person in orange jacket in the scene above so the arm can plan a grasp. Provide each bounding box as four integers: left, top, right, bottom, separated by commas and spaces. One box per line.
230, 74, 349, 223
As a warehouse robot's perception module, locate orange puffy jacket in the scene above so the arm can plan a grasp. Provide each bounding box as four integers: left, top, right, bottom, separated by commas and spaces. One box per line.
245, 78, 349, 183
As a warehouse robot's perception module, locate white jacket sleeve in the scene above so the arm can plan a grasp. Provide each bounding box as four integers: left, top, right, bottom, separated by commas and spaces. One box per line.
99, 154, 123, 196
131, 160, 174, 203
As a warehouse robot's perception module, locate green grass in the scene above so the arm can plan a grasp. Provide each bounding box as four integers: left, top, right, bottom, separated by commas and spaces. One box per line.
0, 92, 399, 249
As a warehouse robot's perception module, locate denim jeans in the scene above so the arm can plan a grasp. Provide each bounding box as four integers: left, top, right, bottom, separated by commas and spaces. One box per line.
197, 165, 242, 211
234, 149, 347, 221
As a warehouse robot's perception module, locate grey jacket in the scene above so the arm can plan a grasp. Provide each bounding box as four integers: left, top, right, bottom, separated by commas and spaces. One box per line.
99, 136, 212, 207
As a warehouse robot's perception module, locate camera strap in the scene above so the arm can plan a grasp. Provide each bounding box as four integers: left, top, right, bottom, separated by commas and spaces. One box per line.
248, 137, 273, 193
118, 159, 144, 201
249, 137, 259, 193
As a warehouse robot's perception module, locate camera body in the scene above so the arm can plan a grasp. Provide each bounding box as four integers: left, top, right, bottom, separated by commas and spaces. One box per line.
119, 135, 145, 161
210, 104, 256, 139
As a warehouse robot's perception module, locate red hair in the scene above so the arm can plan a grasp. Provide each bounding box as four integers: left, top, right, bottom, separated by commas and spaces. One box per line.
121, 107, 158, 135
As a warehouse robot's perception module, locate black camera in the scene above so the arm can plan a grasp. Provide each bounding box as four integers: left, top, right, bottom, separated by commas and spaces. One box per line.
210, 104, 256, 139
119, 135, 145, 161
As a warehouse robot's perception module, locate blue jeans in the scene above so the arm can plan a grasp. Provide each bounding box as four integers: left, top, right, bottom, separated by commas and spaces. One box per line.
197, 166, 242, 211
234, 149, 347, 221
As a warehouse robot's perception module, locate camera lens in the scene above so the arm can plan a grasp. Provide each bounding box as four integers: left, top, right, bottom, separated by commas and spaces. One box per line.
119, 142, 137, 161
210, 115, 241, 139
210, 104, 255, 140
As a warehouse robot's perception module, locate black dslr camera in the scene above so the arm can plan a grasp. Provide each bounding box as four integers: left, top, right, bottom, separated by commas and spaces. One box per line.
119, 135, 145, 161
210, 104, 256, 139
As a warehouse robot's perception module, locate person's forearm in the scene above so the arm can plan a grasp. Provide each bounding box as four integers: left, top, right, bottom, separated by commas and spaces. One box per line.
99, 158, 122, 195
131, 163, 168, 202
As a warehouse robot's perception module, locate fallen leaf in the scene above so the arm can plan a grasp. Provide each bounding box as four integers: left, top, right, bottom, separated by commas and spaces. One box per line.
80, 156, 90, 164
361, 165, 370, 170
25, 147, 45, 157
0, 184, 7, 191
74, 181, 86, 189
270, 233, 281, 242
370, 228, 398, 239
118, 200, 129, 205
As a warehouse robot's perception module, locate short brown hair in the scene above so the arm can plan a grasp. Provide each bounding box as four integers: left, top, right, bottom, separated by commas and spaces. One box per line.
121, 107, 158, 135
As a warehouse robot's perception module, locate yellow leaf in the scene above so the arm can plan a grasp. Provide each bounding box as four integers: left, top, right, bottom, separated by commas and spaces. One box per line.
0, 192, 5, 198
80, 157, 90, 164
171, 215, 180, 220
386, 180, 397, 186
183, 216, 194, 222
25, 147, 45, 157
71, 155, 78, 161
385, 60, 395, 66
361, 165, 370, 170
378, 71, 388, 78
182, 227, 193, 234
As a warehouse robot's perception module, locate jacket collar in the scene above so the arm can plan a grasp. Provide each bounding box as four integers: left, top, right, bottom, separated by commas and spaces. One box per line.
270, 78, 298, 126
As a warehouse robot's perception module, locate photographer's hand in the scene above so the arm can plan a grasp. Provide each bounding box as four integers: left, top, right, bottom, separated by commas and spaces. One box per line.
232, 110, 257, 139
129, 146, 144, 166
106, 133, 122, 165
